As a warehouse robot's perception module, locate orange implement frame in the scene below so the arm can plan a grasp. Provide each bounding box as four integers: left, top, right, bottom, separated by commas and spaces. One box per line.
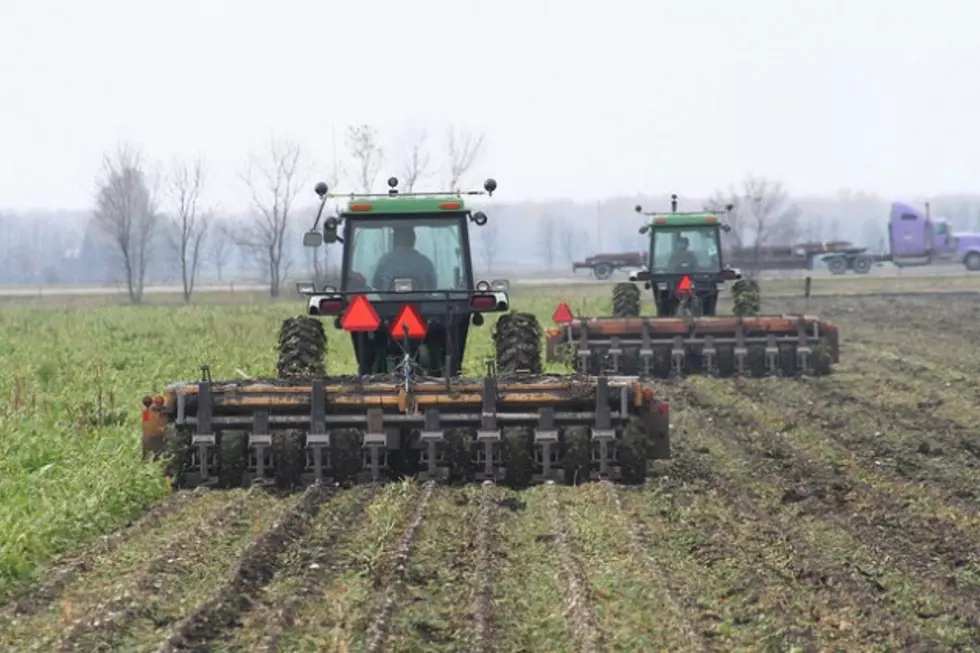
545, 315, 839, 376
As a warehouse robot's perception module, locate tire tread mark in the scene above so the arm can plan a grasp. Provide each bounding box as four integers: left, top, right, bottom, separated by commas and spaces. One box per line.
364, 480, 437, 653
154, 483, 334, 653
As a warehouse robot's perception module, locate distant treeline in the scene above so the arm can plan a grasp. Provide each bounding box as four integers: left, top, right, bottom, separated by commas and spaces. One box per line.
2, 192, 980, 285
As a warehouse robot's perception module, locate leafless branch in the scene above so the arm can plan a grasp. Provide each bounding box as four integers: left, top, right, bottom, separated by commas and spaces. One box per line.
346, 124, 384, 193
537, 215, 556, 271
445, 125, 485, 191
166, 157, 210, 302
398, 127, 432, 192
237, 138, 306, 297
92, 143, 159, 303
707, 176, 801, 278
475, 217, 500, 274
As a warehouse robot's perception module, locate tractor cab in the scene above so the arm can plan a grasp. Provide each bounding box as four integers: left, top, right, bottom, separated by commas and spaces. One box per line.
632, 194, 740, 317
299, 176, 508, 376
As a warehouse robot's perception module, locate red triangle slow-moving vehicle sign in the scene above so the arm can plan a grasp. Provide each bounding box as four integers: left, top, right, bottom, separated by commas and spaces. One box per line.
340, 295, 381, 331
553, 303, 573, 323
389, 304, 428, 340
676, 275, 693, 293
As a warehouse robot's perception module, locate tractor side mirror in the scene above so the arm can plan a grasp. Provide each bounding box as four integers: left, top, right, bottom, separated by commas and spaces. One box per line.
470, 211, 488, 226
303, 231, 323, 247
639, 224, 650, 235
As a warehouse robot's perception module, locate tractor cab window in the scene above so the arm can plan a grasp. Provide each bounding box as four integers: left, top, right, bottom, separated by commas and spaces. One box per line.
650, 226, 722, 274
344, 216, 470, 293
935, 221, 948, 236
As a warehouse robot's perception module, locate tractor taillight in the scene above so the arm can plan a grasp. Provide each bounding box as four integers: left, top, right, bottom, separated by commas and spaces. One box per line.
658, 402, 670, 418
470, 295, 497, 310
318, 299, 345, 314
153, 395, 164, 407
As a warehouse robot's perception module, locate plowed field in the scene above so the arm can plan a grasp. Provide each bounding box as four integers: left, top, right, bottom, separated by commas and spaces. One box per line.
2, 292, 980, 651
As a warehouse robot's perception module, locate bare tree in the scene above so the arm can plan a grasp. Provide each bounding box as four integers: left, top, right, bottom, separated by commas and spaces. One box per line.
475, 217, 500, 273
706, 176, 801, 277
238, 138, 306, 297
444, 125, 485, 190
536, 215, 556, 271
558, 218, 576, 262
398, 127, 432, 191
166, 158, 210, 302
92, 144, 159, 303
346, 124, 384, 193
207, 217, 234, 282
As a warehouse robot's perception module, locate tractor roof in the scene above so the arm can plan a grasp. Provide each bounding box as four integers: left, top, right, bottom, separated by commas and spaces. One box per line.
648, 212, 724, 227
339, 193, 469, 216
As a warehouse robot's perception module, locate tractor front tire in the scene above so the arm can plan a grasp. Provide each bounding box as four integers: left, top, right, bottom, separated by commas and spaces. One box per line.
612, 282, 641, 317
494, 312, 543, 374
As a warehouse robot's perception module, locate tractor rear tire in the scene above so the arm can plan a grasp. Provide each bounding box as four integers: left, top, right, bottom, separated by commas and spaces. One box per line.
612, 282, 641, 317
494, 312, 543, 374
277, 316, 327, 378
731, 280, 761, 317
276, 316, 328, 489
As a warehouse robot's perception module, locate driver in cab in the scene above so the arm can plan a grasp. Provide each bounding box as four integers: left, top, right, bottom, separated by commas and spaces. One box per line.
372, 225, 438, 291
667, 236, 699, 272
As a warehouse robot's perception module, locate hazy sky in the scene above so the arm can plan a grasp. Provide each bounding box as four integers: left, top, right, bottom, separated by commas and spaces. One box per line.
2, 0, 979, 212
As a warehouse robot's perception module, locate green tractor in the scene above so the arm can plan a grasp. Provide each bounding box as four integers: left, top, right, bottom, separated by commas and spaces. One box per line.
545, 193, 840, 377
142, 177, 671, 489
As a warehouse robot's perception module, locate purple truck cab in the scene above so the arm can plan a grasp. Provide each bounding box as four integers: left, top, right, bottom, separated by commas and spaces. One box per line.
888, 202, 980, 271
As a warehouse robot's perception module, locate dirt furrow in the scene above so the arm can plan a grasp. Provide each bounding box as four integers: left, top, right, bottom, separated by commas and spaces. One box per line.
655, 415, 944, 649
54, 490, 256, 652
545, 481, 602, 653
363, 479, 437, 653
155, 482, 336, 653
254, 484, 381, 653
601, 481, 703, 652
471, 481, 497, 653
676, 379, 980, 645
1, 488, 204, 619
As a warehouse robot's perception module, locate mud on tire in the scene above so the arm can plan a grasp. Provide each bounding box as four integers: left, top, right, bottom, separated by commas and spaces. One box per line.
731, 279, 761, 317
494, 312, 543, 374
277, 316, 327, 378
612, 282, 641, 317
276, 316, 328, 489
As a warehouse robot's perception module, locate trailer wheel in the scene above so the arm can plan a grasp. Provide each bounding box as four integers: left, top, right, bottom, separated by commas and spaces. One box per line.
965, 252, 980, 271
593, 263, 613, 280
826, 257, 847, 275
852, 255, 872, 274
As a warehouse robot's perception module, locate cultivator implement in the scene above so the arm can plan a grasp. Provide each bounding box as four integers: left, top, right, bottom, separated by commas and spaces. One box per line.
545, 310, 840, 377
142, 371, 669, 489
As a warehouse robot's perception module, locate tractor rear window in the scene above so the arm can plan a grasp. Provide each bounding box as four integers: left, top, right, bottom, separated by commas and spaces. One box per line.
650, 226, 722, 274
345, 216, 470, 292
